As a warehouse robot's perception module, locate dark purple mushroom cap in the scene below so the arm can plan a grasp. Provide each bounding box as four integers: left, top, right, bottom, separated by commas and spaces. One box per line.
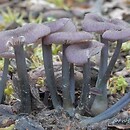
57, 18, 77, 32
102, 28, 130, 41
0, 51, 15, 58
109, 18, 130, 29
44, 19, 65, 33
82, 13, 121, 33
44, 18, 76, 33
11, 23, 50, 43
0, 23, 50, 57
65, 41, 104, 65
43, 31, 94, 45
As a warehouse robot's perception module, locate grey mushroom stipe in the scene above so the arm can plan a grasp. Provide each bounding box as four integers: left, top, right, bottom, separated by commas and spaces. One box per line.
80, 91, 130, 127
62, 44, 74, 116
90, 36, 109, 115
95, 36, 108, 90
42, 43, 61, 109
76, 59, 91, 115
0, 58, 9, 103
69, 63, 75, 104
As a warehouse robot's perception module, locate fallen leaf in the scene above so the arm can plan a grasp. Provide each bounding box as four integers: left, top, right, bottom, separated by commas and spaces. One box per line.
0, 124, 15, 130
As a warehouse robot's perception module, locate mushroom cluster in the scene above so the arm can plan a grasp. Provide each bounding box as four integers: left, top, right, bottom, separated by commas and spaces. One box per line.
0, 13, 130, 127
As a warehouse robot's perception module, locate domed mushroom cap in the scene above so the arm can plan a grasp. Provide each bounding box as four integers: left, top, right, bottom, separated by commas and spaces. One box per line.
0, 51, 15, 58
102, 28, 130, 41
45, 18, 76, 33
109, 18, 130, 29
58, 18, 76, 32
11, 23, 50, 43
43, 31, 94, 45
82, 13, 121, 33
0, 23, 50, 54
65, 41, 104, 65
44, 19, 66, 33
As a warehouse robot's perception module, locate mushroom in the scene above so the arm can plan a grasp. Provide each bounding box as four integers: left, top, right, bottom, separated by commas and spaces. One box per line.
80, 25, 130, 126
82, 13, 128, 115
56, 19, 78, 105
109, 18, 130, 29
0, 23, 50, 113
42, 18, 77, 110
44, 19, 65, 33
102, 28, 130, 42
82, 13, 120, 33
65, 41, 104, 114
43, 29, 93, 115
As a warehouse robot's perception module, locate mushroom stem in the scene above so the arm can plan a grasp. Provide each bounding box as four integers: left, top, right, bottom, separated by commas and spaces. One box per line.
97, 40, 122, 91
90, 40, 122, 115
62, 44, 74, 116
89, 36, 108, 110
42, 43, 61, 109
89, 36, 108, 109
69, 63, 75, 104
0, 58, 9, 103
96, 36, 108, 89
14, 44, 31, 113
76, 59, 91, 114
80, 91, 130, 126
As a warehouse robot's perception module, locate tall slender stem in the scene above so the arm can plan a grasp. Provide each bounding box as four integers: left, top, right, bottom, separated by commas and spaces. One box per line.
42, 42, 61, 109
0, 58, 9, 103
14, 44, 31, 113
76, 59, 91, 114
80, 91, 130, 126
97, 40, 122, 91
62, 44, 74, 116
69, 63, 75, 104
96, 36, 108, 91
90, 40, 122, 115
89, 36, 109, 108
